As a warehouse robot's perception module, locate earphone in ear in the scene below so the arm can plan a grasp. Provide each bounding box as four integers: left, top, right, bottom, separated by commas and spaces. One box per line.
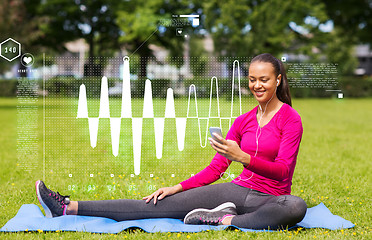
276, 79, 280, 86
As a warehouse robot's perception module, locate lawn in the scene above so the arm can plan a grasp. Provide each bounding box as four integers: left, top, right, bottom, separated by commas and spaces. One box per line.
0, 97, 371, 239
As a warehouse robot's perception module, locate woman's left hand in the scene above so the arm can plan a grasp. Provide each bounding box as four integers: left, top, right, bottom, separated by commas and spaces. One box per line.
209, 133, 250, 165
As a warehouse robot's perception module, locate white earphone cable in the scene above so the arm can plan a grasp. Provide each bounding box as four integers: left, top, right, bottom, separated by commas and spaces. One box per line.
231, 79, 279, 182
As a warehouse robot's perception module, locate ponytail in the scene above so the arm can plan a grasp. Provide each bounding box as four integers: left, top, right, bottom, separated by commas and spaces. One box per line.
277, 60, 292, 106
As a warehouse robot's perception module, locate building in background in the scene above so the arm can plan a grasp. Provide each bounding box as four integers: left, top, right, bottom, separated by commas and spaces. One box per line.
355, 45, 372, 75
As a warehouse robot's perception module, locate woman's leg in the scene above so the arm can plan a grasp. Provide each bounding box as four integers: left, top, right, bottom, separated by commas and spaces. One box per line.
37, 179, 306, 228
75, 182, 251, 221
230, 190, 307, 229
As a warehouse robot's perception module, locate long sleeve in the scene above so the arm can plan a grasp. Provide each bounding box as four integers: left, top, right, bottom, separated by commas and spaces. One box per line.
179, 153, 231, 191
180, 103, 303, 196
245, 114, 303, 181
180, 116, 244, 191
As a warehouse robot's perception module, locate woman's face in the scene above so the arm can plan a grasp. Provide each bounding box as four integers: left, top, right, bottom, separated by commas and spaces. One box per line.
248, 61, 280, 104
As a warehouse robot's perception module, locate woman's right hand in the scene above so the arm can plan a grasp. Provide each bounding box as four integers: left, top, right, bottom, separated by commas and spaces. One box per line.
142, 184, 183, 204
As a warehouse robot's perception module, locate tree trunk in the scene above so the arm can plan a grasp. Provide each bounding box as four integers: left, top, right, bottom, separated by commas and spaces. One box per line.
84, 35, 103, 77
139, 55, 148, 79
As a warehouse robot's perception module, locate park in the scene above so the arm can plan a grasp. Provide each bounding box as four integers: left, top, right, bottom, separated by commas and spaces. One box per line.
0, 0, 371, 239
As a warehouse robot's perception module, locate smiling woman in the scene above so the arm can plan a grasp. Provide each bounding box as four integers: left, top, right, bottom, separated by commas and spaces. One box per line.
249, 53, 291, 106
35, 53, 307, 230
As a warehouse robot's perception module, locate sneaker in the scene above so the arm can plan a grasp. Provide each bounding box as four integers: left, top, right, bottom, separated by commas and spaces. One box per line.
35, 180, 70, 218
184, 202, 237, 225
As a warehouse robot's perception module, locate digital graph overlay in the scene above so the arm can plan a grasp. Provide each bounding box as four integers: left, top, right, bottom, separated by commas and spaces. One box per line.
76, 57, 244, 175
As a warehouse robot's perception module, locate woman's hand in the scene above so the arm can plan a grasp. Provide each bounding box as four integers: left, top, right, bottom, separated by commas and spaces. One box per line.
209, 133, 250, 166
142, 184, 183, 204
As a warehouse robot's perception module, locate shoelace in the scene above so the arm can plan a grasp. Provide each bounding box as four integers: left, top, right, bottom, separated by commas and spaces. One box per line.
49, 191, 70, 208
199, 217, 222, 224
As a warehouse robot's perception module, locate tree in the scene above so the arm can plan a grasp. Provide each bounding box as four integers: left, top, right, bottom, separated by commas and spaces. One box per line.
115, 0, 198, 79
189, 36, 208, 77
321, 0, 371, 74
323, 28, 358, 75
203, 0, 330, 58
37, 0, 121, 76
201, 0, 366, 76
323, 0, 372, 45
167, 37, 185, 81
0, 0, 47, 76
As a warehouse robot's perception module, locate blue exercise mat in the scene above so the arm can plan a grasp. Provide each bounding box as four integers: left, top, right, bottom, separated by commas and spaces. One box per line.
1, 202, 354, 233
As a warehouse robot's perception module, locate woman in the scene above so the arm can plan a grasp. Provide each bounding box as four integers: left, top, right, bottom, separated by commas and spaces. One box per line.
36, 53, 307, 229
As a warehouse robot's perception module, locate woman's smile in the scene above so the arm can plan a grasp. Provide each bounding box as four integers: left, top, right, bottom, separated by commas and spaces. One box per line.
254, 90, 266, 97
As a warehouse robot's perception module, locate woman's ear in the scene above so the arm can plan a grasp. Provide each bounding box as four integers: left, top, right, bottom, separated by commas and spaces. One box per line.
277, 74, 282, 86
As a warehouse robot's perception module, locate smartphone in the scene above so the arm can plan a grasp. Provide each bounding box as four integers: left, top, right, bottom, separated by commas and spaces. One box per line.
209, 127, 223, 143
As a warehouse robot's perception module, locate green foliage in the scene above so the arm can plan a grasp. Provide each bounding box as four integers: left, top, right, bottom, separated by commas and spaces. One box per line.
2, 75, 372, 98
44, 76, 119, 97
323, 0, 372, 45
322, 28, 359, 75
37, 0, 121, 56
115, 0, 195, 77
116, 0, 162, 44
45, 76, 82, 97
0, 80, 18, 96
43, 77, 171, 98
339, 76, 372, 98
289, 76, 372, 98
202, 0, 361, 75
2, 0, 370, 79
203, 0, 326, 57
189, 37, 209, 77
131, 79, 172, 98
0, 0, 49, 73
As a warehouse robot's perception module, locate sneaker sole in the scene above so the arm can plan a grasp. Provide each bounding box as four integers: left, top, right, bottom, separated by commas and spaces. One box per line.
35, 180, 53, 218
183, 202, 236, 224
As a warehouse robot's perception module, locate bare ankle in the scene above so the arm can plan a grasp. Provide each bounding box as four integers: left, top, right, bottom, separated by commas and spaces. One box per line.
66, 201, 78, 215
221, 215, 234, 225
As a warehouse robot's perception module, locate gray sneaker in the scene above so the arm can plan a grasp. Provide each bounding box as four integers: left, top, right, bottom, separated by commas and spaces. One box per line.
35, 180, 70, 218
184, 202, 237, 225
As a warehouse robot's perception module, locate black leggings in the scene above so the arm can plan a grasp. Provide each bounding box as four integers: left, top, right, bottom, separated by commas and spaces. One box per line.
77, 182, 307, 229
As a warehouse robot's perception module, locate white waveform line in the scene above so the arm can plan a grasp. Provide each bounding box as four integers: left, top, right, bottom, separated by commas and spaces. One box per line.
110, 118, 121, 157
121, 56, 132, 118
132, 117, 142, 175
76, 57, 243, 175
186, 60, 242, 148
232, 60, 242, 117
99, 76, 110, 118
77, 84, 88, 118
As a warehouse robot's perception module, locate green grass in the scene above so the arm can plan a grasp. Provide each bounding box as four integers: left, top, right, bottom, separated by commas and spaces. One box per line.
0, 97, 371, 239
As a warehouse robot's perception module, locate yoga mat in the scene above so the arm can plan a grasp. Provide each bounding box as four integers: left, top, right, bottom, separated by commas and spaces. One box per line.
1, 202, 354, 233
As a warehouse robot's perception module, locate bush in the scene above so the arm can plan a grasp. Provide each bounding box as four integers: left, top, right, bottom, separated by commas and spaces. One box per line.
45, 76, 126, 98
44, 76, 171, 98
338, 76, 372, 98
290, 76, 372, 98
290, 87, 334, 98
0, 79, 18, 97
132, 78, 171, 98
2, 75, 372, 98
183, 77, 249, 98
